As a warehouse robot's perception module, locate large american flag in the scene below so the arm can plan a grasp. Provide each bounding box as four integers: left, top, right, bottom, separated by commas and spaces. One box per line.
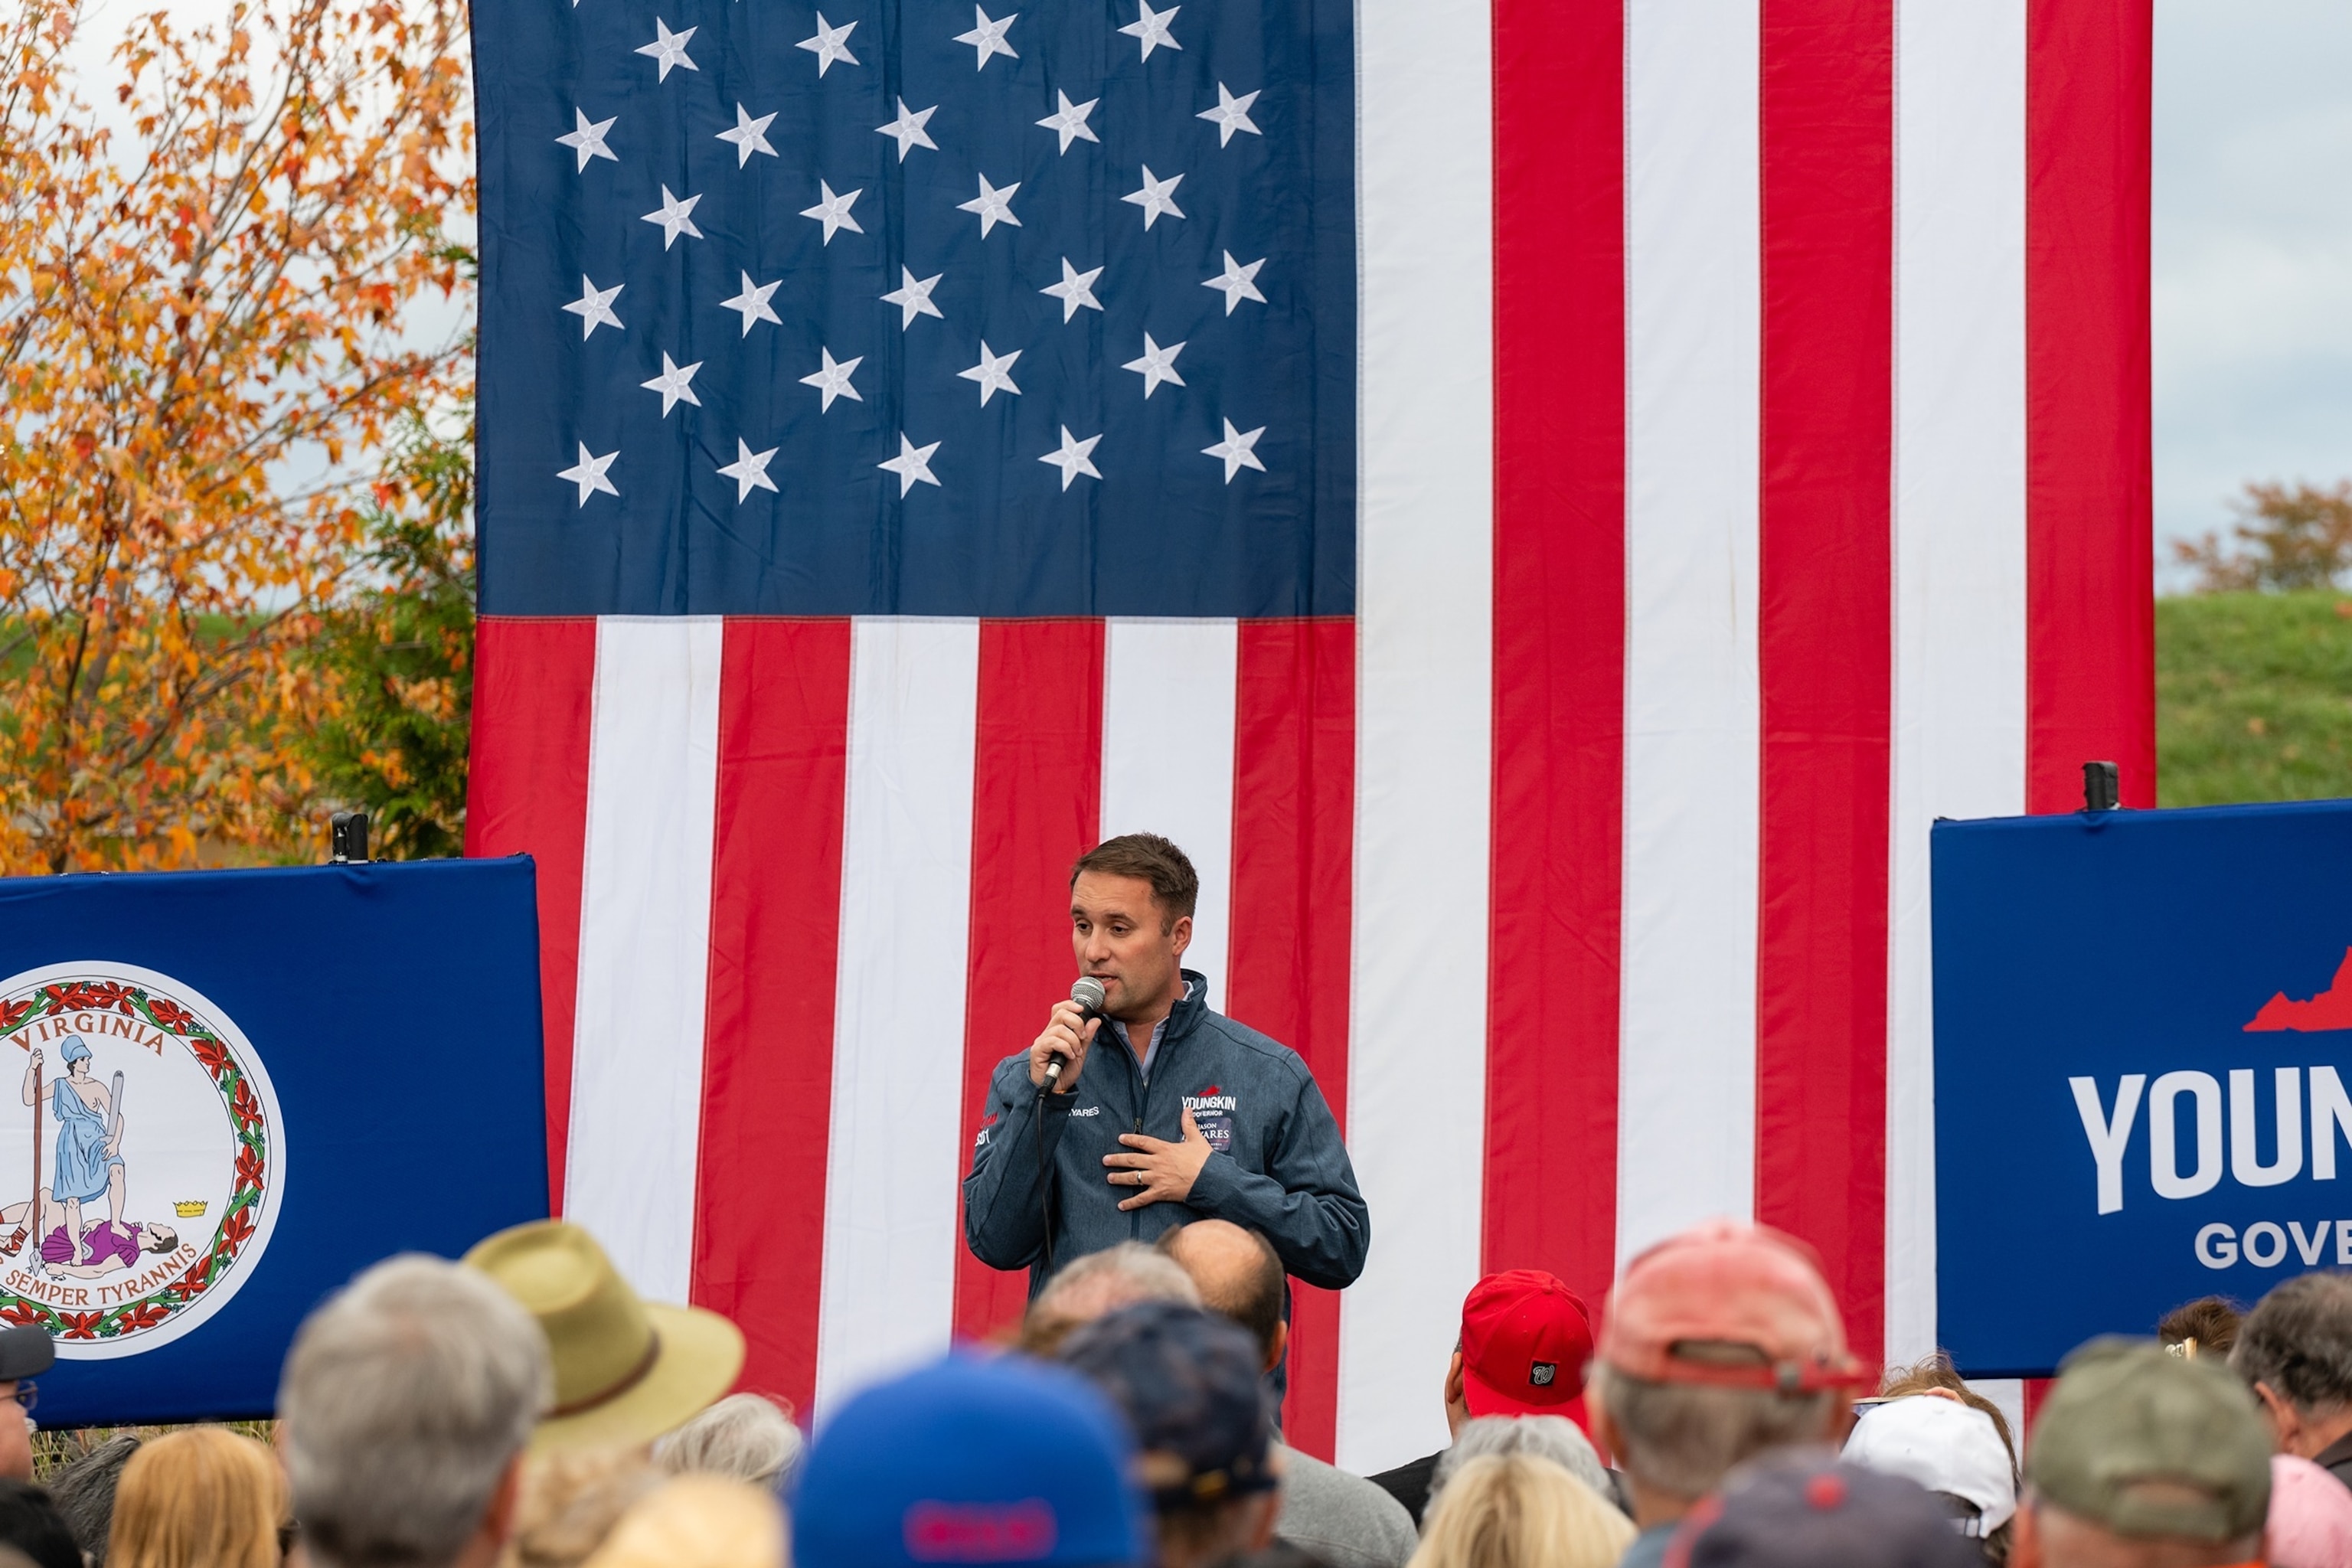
467, 0, 2154, 1468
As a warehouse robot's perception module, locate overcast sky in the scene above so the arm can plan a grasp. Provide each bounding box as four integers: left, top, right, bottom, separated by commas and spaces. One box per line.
2156, 0, 2352, 579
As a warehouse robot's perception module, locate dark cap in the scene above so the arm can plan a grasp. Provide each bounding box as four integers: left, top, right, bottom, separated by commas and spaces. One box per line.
0, 1329, 52, 1383
1058, 1302, 1276, 1509
1664, 1451, 1983, 1568
2027, 1338, 2271, 1543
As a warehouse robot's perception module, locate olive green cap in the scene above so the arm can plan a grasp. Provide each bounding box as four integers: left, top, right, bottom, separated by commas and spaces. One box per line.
2025, 1338, 2271, 1542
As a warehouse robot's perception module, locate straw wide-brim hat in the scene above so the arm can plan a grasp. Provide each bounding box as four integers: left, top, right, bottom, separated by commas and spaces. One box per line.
466, 1220, 746, 1454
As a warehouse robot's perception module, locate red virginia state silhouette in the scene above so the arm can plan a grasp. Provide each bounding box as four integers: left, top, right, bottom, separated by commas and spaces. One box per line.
2246, 946, 2352, 1031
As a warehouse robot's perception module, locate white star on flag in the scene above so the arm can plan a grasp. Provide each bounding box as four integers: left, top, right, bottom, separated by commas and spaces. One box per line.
883, 267, 945, 328
1122, 166, 1184, 229
953, 6, 1018, 69
717, 439, 780, 501
717, 104, 778, 166
558, 443, 619, 506
1037, 91, 1099, 153
641, 351, 704, 416
800, 348, 864, 410
796, 13, 859, 74
635, 18, 698, 80
1038, 426, 1102, 490
958, 174, 1021, 237
957, 341, 1023, 405
1042, 258, 1104, 322
877, 99, 939, 161
801, 180, 865, 244
1119, 1, 1181, 59
1203, 418, 1266, 482
562, 276, 624, 338
1198, 83, 1262, 145
720, 272, 782, 336
1203, 252, 1266, 314
879, 435, 942, 495
641, 185, 703, 248
1122, 333, 1186, 397
557, 109, 618, 171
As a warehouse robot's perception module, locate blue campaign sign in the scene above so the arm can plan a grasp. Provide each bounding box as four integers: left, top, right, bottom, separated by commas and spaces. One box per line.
1935, 800, 2352, 1376
0, 858, 548, 1425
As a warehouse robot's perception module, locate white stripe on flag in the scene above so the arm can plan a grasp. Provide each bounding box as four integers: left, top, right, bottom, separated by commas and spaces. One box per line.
567, 616, 724, 1301
1338, 0, 1492, 1475
814, 618, 982, 1416
1886, 0, 2029, 1361
1099, 619, 1238, 1011
1616, 0, 1763, 1262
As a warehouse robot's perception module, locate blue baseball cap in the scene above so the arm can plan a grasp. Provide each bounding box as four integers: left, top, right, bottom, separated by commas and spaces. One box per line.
792, 1353, 1147, 1568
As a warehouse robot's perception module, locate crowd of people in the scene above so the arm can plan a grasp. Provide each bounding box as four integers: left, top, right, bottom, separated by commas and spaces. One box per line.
0, 1216, 2341, 1568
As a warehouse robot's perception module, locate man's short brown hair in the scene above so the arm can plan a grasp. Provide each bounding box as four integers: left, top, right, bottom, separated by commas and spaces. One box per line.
1072, 834, 1200, 925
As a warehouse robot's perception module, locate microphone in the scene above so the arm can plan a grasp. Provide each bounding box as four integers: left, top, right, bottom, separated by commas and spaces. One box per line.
1044, 977, 1107, 1094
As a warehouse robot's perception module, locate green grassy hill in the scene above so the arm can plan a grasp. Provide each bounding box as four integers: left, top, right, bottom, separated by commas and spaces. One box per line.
2158, 590, 2352, 806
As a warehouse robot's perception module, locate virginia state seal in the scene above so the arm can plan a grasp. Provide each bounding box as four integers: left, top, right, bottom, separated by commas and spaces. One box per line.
0, 962, 286, 1357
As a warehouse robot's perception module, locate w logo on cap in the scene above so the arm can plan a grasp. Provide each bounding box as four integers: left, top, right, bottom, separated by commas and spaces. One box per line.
1529, 1362, 1557, 1387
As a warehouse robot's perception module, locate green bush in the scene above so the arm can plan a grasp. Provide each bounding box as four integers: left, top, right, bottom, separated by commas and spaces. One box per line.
2157, 590, 2352, 807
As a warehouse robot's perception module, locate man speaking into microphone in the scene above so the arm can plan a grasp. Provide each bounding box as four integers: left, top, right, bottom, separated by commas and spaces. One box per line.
963, 833, 1369, 1317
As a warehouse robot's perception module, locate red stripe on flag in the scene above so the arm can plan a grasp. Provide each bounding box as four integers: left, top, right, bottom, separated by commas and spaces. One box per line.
1230, 619, 1355, 1462
694, 619, 853, 1412
1755, 0, 1895, 1367
1485, 0, 1627, 1305
2026, 0, 2154, 812
465, 616, 598, 1210
953, 620, 1106, 1344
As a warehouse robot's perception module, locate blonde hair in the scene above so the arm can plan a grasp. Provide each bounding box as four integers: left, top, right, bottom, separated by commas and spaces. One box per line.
580, 1477, 784, 1568
503, 1446, 663, 1568
108, 1426, 287, 1568
1408, 1453, 1632, 1568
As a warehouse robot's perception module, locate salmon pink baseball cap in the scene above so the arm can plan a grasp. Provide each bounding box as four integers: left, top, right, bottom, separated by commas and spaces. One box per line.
1598, 1220, 1870, 1394
1459, 1270, 1596, 1418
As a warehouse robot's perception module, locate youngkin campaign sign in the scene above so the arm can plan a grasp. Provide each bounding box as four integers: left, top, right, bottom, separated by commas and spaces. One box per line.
0, 860, 547, 1425
1935, 800, 2352, 1377
469, 0, 2156, 1467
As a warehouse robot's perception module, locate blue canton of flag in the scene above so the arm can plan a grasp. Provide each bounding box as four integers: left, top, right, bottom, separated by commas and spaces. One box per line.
474, 0, 1357, 617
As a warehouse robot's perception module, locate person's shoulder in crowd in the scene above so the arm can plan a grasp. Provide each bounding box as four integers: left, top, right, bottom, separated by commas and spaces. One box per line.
1271, 1444, 1416, 1568
1364, 1451, 1442, 1528
0, 1481, 81, 1568
1615, 1521, 1677, 1568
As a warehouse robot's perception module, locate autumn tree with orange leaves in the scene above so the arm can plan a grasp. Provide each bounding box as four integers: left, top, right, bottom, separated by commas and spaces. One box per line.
0, 0, 472, 871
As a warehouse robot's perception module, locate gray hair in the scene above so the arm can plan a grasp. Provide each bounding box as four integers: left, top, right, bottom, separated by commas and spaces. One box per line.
47, 1433, 141, 1566
2233, 1272, 2352, 1416
1432, 1417, 1615, 1511
1587, 1362, 1838, 1502
279, 1254, 552, 1568
655, 1393, 802, 1491
1021, 1243, 1201, 1353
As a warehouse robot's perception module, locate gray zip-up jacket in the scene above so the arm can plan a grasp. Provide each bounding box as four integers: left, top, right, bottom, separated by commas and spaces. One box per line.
962, 971, 1370, 1292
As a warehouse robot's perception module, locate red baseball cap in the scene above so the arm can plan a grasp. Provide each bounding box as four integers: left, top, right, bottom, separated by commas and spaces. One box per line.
1459, 1270, 1596, 1418
1597, 1220, 1870, 1394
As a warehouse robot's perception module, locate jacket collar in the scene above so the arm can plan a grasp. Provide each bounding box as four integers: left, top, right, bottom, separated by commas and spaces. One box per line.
1160, 969, 1209, 1045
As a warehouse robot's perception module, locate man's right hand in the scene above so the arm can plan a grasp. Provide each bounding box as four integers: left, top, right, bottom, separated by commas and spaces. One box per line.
1028, 1001, 1102, 1093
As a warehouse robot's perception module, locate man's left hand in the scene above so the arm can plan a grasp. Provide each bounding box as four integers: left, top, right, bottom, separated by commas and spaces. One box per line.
1105, 1108, 1213, 1211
